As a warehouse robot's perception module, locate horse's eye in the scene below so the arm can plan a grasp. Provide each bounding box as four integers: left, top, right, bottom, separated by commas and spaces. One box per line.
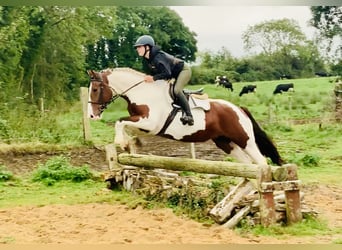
93, 88, 98, 92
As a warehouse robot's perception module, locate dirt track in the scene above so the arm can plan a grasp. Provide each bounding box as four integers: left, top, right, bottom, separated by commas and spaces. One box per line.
0, 136, 341, 244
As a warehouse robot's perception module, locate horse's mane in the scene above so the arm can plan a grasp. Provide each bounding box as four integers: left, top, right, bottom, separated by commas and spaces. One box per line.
101, 67, 145, 77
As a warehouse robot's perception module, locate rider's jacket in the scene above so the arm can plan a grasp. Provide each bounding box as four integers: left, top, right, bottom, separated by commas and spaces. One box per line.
142, 46, 184, 81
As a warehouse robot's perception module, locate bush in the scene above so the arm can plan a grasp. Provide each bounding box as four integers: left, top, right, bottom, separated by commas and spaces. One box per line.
0, 165, 14, 182
300, 154, 320, 167
32, 156, 95, 185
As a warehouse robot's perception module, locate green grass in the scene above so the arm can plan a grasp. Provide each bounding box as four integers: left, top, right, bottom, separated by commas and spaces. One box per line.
0, 179, 152, 209
0, 156, 149, 209
237, 214, 342, 240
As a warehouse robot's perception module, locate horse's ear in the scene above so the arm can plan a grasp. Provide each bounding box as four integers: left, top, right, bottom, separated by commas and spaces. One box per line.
87, 70, 96, 78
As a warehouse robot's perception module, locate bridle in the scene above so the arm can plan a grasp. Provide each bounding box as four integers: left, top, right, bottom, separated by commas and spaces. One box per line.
88, 74, 144, 113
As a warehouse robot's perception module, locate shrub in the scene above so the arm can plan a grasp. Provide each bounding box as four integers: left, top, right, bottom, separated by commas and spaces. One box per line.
300, 154, 320, 167
0, 165, 14, 182
32, 156, 95, 185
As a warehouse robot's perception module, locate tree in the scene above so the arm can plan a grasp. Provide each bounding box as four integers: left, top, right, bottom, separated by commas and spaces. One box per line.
8, 6, 117, 105
310, 6, 342, 40
310, 6, 341, 75
242, 18, 306, 56
240, 18, 325, 80
0, 7, 31, 101
86, 7, 197, 71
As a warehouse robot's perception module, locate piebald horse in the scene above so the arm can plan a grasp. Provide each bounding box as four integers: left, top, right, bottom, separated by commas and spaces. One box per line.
87, 68, 284, 166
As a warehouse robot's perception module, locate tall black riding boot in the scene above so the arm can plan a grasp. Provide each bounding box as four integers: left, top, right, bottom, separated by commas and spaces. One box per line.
176, 93, 194, 126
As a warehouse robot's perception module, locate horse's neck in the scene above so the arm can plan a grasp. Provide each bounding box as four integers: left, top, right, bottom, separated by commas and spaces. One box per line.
107, 68, 172, 107
107, 69, 144, 92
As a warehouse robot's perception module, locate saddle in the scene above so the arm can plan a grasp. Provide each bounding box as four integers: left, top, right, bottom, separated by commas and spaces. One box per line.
169, 84, 209, 109
158, 84, 210, 135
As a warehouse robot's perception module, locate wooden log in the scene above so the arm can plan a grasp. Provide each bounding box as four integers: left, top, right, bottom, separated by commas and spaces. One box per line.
209, 179, 255, 224
222, 205, 251, 229
260, 180, 301, 192
118, 153, 288, 181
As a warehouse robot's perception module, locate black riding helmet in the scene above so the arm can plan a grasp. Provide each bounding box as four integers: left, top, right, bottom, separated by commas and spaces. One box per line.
134, 35, 155, 48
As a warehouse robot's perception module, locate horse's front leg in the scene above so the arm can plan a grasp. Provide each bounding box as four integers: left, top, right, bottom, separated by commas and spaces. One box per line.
114, 117, 154, 151
114, 121, 130, 151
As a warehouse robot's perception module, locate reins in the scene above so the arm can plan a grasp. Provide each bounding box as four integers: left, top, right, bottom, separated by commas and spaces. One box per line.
88, 76, 145, 112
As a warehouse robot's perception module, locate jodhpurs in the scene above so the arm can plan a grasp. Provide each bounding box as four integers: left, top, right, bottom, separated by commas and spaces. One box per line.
173, 63, 191, 95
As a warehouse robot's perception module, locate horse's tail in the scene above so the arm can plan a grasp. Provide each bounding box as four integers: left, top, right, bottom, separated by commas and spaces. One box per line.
240, 106, 284, 166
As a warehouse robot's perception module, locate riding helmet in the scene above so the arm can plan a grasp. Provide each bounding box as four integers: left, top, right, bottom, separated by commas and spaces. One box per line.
134, 35, 155, 47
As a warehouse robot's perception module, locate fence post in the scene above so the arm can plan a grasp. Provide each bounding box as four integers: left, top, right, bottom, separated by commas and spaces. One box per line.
257, 165, 276, 226
39, 98, 44, 113
190, 143, 196, 159
284, 164, 302, 224
80, 87, 91, 141
334, 80, 342, 122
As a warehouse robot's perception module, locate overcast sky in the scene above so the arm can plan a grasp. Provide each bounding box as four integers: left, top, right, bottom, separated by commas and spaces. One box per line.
169, 6, 316, 58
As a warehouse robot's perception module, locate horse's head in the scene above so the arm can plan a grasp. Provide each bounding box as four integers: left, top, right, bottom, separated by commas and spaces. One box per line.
87, 70, 115, 119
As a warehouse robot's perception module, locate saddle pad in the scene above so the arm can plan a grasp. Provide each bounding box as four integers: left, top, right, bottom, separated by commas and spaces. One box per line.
189, 95, 210, 111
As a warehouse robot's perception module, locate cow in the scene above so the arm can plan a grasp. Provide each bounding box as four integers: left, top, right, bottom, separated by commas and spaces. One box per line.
239, 85, 257, 97
215, 75, 233, 91
273, 83, 294, 94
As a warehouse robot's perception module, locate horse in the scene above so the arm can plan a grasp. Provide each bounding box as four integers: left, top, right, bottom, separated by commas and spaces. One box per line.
87, 68, 284, 166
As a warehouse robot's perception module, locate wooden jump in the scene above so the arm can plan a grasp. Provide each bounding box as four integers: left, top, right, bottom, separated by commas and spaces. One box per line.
115, 153, 302, 226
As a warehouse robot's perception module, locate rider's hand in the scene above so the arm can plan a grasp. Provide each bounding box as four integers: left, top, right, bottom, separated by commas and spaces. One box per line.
144, 75, 154, 83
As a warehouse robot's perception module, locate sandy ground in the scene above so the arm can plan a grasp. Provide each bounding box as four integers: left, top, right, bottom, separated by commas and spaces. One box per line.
0, 186, 341, 244
0, 137, 341, 244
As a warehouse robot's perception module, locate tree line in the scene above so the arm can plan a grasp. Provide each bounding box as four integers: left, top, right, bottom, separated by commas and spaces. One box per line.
0, 6, 341, 111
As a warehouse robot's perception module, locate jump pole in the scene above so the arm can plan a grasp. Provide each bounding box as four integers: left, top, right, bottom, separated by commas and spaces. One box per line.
117, 153, 289, 181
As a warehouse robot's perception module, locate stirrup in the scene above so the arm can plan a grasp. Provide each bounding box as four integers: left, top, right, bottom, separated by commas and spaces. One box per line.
180, 116, 194, 126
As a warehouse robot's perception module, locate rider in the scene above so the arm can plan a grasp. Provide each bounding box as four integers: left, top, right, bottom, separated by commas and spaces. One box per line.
133, 35, 194, 126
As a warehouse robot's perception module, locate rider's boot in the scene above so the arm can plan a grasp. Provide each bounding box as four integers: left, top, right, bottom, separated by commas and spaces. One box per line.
176, 93, 194, 126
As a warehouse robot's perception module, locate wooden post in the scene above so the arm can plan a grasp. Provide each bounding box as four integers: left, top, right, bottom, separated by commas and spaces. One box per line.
284, 164, 302, 224
39, 98, 44, 113
80, 87, 91, 141
105, 143, 121, 170
257, 165, 276, 226
189, 143, 196, 159
268, 104, 274, 123
287, 95, 292, 126
334, 80, 342, 122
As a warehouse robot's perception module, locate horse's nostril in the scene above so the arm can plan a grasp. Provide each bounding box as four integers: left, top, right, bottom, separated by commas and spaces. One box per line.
90, 114, 94, 118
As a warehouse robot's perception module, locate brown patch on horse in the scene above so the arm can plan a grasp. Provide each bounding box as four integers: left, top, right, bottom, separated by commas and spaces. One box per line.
212, 136, 233, 154
181, 102, 250, 149
121, 97, 150, 123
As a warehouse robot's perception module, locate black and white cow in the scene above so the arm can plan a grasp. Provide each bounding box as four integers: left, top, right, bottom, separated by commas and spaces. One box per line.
215, 75, 233, 91
239, 85, 257, 97
273, 83, 294, 94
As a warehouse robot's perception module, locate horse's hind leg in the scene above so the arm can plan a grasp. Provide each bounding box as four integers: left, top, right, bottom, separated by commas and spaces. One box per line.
243, 140, 268, 165
213, 137, 253, 164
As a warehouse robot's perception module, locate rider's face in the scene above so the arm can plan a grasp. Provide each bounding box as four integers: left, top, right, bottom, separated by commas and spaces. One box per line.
136, 45, 145, 57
